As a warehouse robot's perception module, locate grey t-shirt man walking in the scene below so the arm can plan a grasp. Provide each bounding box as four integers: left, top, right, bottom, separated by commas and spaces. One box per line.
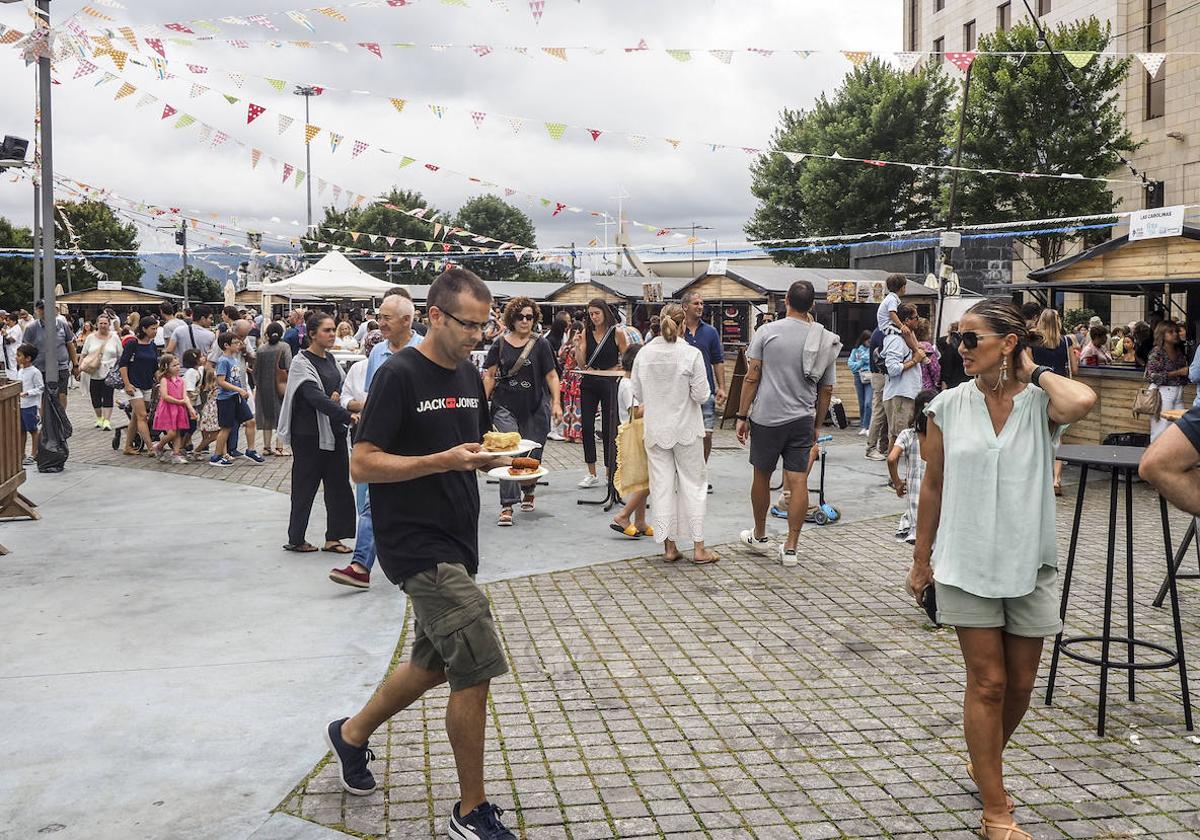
735, 280, 836, 566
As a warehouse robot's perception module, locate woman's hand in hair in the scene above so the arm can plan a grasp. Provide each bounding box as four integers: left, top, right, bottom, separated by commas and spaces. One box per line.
1013, 346, 1037, 384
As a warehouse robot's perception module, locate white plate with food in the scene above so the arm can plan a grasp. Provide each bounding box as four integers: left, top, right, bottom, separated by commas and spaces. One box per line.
487, 465, 549, 480
480, 431, 541, 457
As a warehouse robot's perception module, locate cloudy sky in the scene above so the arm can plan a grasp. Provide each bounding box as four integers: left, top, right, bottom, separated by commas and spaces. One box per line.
0, 0, 900, 274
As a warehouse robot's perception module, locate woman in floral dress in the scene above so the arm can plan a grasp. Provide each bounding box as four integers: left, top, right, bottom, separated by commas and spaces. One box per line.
559, 327, 583, 443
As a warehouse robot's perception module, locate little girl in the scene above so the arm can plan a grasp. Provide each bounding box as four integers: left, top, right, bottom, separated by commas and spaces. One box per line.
194, 365, 220, 459
887, 389, 937, 544
180, 349, 203, 454
152, 355, 197, 464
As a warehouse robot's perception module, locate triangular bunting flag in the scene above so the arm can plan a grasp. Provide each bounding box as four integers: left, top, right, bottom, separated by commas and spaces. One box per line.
135, 92, 156, 108
629, 135, 647, 149
508, 118, 523, 134
425, 164, 440, 172
1062, 51, 1095, 69
429, 104, 446, 118
359, 42, 382, 59
472, 44, 492, 57
946, 51, 976, 72
212, 131, 228, 148
305, 124, 321, 144
552, 203, 567, 216
545, 122, 567, 140
282, 163, 294, 183
588, 129, 602, 142
317, 178, 327, 194
251, 148, 262, 169
542, 47, 568, 61
161, 104, 177, 119
108, 50, 128, 71
330, 132, 343, 153
398, 156, 415, 167
186, 64, 208, 74
286, 11, 315, 32
173, 114, 195, 128
267, 78, 286, 92
389, 98, 406, 113
144, 37, 165, 57
843, 51, 870, 67
470, 111, 486, 128
278, 114, 294, 134
228, 73, 245, 88
781, 151, 807, 164
1136, 52, 1165, 79
894, 52, 922, 72
73, 61, 99, 79
164, 23, 194, 33
223, 95, 240, 105
189, 84, 208, 98
114, 82, 135, 100
316, 8, 348, 21
247, 14, 278, 31
351, 140, 369, 158
294, 170, 306, 188
666, 138, 681, 149
666, 49, 692, 62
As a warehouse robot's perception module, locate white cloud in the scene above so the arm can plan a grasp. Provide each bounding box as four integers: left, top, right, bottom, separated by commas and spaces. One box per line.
0, 0, 900, 264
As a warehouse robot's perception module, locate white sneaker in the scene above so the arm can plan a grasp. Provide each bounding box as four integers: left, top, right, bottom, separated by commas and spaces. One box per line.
578, 474, 601, 489
857, 428, 869, 436
865, 450, 886, 461
738, 529, 772, 554
779, 544, 799, 567
547, 431, 565, 441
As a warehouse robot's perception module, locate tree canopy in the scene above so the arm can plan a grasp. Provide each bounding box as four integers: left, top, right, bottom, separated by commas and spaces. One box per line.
452, 195, 542, 281
156, 265, 222, 304
0, 218, 34, 312
55, 200, 143, 290
952, 18, 1139, 264
746, 59, 956, 267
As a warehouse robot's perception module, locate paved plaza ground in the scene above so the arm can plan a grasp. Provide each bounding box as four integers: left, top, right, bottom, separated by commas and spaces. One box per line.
3, 392, 1200, 839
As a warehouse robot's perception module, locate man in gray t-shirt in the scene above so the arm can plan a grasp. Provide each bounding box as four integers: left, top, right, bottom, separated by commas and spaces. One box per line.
735, 280, 836, 565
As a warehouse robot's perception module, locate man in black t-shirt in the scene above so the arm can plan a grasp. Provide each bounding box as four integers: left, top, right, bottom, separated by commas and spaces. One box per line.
323, 269, 519, 840
1141, 404, 1200, 516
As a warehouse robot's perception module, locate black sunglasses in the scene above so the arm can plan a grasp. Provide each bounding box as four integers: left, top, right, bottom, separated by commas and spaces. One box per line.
515, 313, 536, 322
949, 331, 1004, 350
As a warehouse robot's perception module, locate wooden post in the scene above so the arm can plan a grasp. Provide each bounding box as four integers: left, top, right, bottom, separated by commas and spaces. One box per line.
719, 347, 748, 429
0, 380, 40, 554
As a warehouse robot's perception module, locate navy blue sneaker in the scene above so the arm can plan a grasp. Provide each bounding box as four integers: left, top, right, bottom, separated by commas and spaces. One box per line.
449, 802, 516, 840
244, 449, 265, 464
323, 718, 376, 796
228, 449, 245, 459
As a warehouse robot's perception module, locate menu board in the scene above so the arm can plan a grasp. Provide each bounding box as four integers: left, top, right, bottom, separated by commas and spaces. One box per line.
717, 303, 749, 346
827, 280, 886, 304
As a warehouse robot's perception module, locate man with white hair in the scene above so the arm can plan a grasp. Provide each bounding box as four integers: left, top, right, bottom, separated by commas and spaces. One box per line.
329, 290, 423, 589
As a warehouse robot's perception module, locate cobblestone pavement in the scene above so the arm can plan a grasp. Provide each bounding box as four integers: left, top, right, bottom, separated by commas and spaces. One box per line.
279, 483, 1200, 840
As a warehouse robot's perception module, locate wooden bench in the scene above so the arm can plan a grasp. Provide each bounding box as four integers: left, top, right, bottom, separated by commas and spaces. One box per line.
0, 380, 39, 554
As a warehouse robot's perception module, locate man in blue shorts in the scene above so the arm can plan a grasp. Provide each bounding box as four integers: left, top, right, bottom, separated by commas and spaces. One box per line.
681, 291, 726, 469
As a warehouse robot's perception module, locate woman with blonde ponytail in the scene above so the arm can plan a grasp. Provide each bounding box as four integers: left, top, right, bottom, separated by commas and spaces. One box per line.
630, 303, 717, 563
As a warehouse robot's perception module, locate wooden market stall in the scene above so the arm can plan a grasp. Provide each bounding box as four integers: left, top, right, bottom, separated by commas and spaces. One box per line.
1007, 227, 1200, 445
542, 276, 650, 325
57, 285, 182, 320
671, 266, 937, 414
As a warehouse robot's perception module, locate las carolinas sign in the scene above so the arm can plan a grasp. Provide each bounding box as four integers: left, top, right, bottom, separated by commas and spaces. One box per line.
1129, 206, 1185, 242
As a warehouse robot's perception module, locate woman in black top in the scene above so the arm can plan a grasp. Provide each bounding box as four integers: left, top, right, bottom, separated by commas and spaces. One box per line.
572, 298, 629, 488
118, 317, 159, 456
1029, 308, 1077, 495
284, 314, 357, 553
483, 297, 562, 525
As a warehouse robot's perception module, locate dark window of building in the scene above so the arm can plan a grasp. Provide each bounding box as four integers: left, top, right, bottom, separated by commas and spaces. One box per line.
1145, 180, 1165, 209
908, 0, 920, 50
1038, 0, 1051, 15
1146, 0, 1166, 119
933, 36, 945, 60
997, 2, 1011, 31
935, 0, 945, 12
964, 19, 977, 50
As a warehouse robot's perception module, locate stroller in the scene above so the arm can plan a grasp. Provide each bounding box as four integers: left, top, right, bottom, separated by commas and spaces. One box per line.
769, 434, 841, 526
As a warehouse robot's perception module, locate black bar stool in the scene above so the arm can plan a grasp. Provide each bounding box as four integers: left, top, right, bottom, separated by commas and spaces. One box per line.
1044, 444, 1193, 736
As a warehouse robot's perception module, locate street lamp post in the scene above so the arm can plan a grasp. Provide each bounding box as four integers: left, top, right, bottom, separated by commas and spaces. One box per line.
30, 0, 59, 393
294, 86, 319, 232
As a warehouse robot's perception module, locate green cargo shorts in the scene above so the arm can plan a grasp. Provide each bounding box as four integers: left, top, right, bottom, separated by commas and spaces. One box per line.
935, 565, 1063, 638
401, 562, 509, 691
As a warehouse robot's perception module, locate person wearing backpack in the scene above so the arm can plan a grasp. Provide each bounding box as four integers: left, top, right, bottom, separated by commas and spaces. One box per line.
864, 327, 890, 460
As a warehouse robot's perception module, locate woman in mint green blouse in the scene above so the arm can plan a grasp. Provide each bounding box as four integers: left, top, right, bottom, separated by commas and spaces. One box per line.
906, 299, 1096, 840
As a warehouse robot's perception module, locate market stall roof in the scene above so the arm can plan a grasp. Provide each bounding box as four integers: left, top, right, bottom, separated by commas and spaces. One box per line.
263, 251, 403, 299
673, 266, 936, 300
58, 285, 182, 306
543, 276, 650, 306
405, 280, 569, 303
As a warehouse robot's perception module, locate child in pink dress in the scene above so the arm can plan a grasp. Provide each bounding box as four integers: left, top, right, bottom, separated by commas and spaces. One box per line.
152, 355, 198, 464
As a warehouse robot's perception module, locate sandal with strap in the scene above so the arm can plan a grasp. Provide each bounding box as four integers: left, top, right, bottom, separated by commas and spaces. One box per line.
520, 494, 535, 512
609, 521, 640, 538
967, 763, 1014, 814
979, 817, 1032, 840
497, 508, 514, 527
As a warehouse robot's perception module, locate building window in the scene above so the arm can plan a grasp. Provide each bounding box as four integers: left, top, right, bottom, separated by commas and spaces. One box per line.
964, 20, 977, 51
908, 0, 920, 51
933, 36, 944, 61
935, 0, 944, 12
1145, 180, 1165, 209
1146, 0, 1166, 119
1038, 0, 1051, 14
997, 2, 1011, 31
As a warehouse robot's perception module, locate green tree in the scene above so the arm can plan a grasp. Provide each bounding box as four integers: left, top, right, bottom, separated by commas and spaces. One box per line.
55, 200, 143, 290
157, 265, 222, 304
305, 188, 445, 284
952, 18, 1139, 264
746, 59, 956, 267
0, 217, 34, 311
451, 195, 540, 281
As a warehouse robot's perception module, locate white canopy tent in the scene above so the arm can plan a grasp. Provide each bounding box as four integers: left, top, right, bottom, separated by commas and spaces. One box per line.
262, 251, 403, 299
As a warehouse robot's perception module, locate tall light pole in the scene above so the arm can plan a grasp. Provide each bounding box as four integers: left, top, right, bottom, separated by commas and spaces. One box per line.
294, 85, 319, 232
175, 221, 189, 308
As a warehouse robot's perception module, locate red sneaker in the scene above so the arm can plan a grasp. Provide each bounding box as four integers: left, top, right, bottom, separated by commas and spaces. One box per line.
329, 565, 370, 589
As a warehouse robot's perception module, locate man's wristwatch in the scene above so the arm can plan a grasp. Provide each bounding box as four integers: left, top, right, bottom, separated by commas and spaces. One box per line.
735, 414, 749, 422
1031, 365, 1052, 388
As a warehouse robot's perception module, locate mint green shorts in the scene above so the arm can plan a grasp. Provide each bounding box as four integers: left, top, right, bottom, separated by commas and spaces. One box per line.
935, 565, 1063, 638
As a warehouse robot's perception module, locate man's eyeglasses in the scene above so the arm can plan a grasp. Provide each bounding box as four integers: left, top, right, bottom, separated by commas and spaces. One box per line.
515, 313, 536, 322
949, 331, 1004, 350
440, 309, 486, 333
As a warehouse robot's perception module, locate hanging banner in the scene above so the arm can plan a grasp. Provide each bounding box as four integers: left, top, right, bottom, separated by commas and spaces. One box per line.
1129, 206, 1185, 242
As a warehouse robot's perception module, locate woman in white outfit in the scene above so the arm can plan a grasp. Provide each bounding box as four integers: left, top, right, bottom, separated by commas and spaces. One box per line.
1144, 320, 1189, 442
631, 304, 718, 564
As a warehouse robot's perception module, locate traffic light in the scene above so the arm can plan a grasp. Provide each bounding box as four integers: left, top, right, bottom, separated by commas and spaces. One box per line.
175, 227, 186, 246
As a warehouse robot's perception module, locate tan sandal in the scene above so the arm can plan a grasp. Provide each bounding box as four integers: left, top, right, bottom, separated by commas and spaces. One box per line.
979, 816, 1032, 839
967, 763, 1014, 813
